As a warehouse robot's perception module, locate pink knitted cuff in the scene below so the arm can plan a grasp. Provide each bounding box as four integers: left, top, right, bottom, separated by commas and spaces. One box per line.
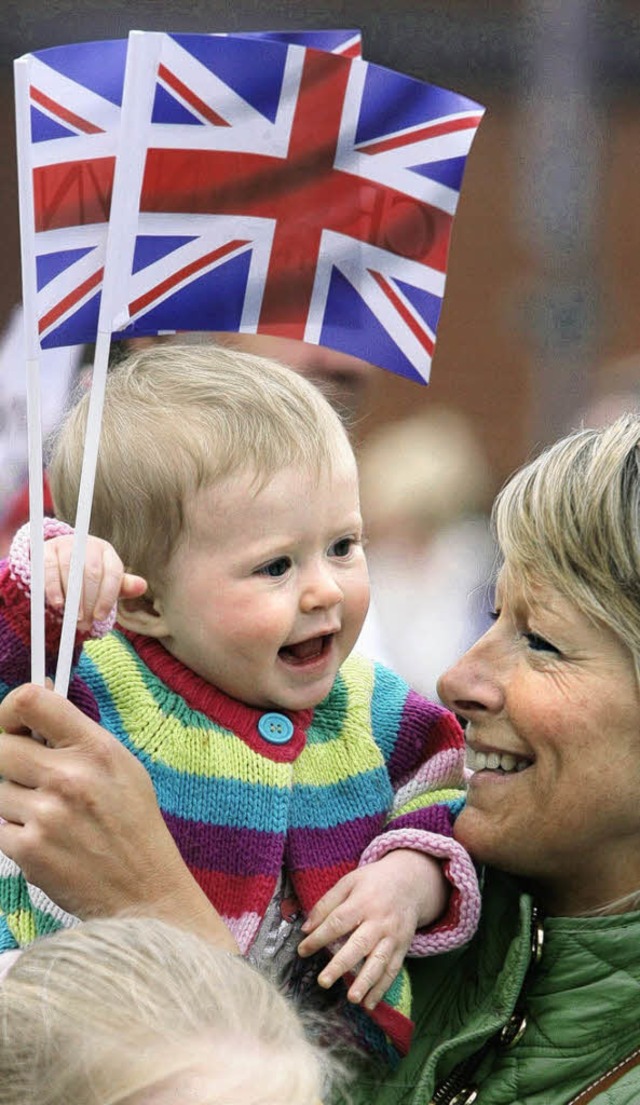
9, 521, 117, 638
358, 828, 481, 955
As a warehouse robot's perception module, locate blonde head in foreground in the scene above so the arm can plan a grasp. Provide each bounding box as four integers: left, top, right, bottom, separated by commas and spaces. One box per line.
0, 917, 329, 1105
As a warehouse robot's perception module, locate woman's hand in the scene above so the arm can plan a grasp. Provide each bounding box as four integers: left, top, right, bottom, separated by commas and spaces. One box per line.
0, 683, 238, 951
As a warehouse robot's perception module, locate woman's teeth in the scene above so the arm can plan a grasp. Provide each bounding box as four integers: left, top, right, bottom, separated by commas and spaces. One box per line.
466, 748, 531, 773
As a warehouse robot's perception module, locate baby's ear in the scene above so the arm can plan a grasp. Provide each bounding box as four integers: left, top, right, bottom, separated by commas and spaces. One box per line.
117, 593, 169, 639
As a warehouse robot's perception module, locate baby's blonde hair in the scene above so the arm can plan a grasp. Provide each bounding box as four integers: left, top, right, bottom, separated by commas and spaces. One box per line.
0, 917, 329, 1105
493, 411, 640, 678
48, 343, 353, 586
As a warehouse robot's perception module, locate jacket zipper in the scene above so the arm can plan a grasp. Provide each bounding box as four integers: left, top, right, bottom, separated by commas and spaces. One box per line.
428, 906, 544, 1105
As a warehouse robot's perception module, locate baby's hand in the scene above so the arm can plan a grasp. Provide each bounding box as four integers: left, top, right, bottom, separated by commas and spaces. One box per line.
297, 850, 447, 1011
44, 536, 147, 632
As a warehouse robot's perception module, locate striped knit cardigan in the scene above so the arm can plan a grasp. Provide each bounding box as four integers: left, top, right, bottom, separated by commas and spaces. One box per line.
0, 528, 480, 1063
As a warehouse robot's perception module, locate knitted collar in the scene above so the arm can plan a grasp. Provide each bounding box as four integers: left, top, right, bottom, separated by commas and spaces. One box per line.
117, 628, 315, 763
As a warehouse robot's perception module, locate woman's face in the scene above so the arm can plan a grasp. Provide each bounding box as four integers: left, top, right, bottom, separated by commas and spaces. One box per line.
437, 567, 640, 914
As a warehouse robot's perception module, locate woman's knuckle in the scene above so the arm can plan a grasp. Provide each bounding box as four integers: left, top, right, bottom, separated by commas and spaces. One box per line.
48, 762, 92, 805
34, 788, 64, 825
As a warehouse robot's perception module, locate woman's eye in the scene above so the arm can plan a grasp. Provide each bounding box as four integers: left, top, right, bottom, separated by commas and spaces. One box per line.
330, 537, 355, 558
525, 632, 560, 654
256, 557, 291, 578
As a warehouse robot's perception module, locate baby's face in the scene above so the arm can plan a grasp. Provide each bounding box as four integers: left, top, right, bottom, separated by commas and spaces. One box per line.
149, 458, 370, 711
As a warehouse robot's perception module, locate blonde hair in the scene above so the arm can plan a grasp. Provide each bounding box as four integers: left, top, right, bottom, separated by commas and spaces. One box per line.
493, 411, 640, 676
0, 917, 328, 1105
48, 343, 352, 586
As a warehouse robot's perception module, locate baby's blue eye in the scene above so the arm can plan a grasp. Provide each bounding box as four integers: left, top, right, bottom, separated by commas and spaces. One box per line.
257, 557, 291, 577
330, 538, 354, 558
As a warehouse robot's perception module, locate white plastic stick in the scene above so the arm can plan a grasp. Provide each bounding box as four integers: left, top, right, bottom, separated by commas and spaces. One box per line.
54, 31, 161, 696
53, 328, 110, 695
14, 56, 45, 685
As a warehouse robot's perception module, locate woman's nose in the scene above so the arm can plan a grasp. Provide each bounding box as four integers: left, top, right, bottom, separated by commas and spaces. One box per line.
436, 635, 504, 719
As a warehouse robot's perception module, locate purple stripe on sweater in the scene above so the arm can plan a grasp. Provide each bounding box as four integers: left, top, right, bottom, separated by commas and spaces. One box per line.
69, 675, 101, 722
285, 811, 386, 869
0, 623, 31, 686
387, 691, 461, 784
163, 813, 284, 875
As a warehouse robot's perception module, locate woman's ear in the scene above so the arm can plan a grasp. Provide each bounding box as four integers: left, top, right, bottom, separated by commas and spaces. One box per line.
117, 593, 170, 639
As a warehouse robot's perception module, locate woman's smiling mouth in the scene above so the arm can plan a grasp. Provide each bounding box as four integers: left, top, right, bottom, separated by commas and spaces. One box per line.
466, 747, 532, 774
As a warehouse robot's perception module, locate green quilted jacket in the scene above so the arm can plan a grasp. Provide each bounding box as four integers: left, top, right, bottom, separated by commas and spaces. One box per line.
337, 869, 640, 1105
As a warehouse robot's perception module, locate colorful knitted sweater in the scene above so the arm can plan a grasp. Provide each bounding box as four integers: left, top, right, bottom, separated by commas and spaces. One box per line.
0, 526, 480, 1062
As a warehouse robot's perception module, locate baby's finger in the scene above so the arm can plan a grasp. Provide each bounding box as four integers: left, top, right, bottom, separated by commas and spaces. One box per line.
85, 545, 123, 623
315, 923, 377, 989
298, 900, 360, 958
120, 573, 148, 600
347, 939, 405, 1009
43, 542, 68, 612
300, 876, 352, 935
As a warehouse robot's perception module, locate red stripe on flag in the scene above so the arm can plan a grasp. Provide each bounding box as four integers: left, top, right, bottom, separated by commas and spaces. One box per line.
38, 266, 104, 334
33, 157, 115, 232
369, 269, 435, 357
158, 64, 230, 127
30, 85, 105, 135
128, 238, 249, 317
359, 113, 484, 156
257, 48, 352, 338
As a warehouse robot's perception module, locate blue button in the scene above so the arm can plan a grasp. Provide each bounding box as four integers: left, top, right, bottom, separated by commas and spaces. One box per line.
257, 712, 294, 744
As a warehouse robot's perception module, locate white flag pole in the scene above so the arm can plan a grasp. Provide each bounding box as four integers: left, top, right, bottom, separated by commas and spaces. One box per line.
14, 56, 46, 686
54, 31, 162, 696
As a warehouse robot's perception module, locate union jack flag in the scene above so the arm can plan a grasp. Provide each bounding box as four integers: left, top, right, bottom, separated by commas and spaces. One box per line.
14, 30, 362, 353
16, 31, 484, 383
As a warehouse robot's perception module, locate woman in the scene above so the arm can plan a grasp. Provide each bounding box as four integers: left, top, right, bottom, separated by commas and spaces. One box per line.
345, 412, 640, 1104
0, 415, 639, 1104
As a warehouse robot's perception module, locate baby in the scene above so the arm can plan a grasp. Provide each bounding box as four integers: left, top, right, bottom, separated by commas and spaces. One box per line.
0, 344, 479, 1063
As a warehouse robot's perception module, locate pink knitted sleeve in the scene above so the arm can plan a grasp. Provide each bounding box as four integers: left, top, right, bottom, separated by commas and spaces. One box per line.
365, 681, 481, 955
357, 828, 481, 955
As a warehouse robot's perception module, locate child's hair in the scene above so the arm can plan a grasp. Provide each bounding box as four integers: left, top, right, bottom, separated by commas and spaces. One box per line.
0, 917, 329, 1105
48, 343, 353, 587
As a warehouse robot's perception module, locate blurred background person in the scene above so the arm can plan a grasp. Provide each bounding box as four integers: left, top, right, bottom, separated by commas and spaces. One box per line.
358, 405, 496, 700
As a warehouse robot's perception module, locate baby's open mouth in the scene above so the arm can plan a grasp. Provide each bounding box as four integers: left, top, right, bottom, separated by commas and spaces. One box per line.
278, 634, 334, 664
